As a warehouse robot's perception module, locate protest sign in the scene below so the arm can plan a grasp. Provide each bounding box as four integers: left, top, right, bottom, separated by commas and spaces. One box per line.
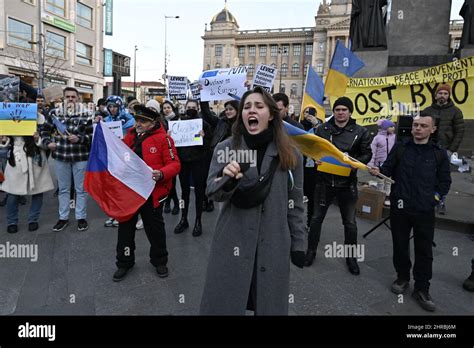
0, 76, 20, 102
168, 119, 203, 147
0, 102, 37, 136
168, 75, 188, 100
42, 85, 64, 103
252, 64, 278, 92
93, 120, 123, 139
199, 66, 248, 102
189, 81, 201, 100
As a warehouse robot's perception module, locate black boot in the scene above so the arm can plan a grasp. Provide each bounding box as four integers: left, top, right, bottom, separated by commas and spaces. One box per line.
346, 257, 360, 275
206, 200, 215, 212
192, 218, 202, 237
174, 216, 189, 234
304, 249, 317, 267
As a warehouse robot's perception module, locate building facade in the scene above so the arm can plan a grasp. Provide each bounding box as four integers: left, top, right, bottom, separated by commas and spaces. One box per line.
203, 0, 463, 115
0, 0, 104, 102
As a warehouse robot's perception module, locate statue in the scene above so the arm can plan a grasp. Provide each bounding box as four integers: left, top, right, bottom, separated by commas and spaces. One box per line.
350, 0, 388, 51
318, 0, 330, 15
460, 0, 474, 48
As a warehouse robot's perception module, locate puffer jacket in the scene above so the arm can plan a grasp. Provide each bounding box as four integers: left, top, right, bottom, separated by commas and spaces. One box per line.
424, 100, 465, 152
368, 129, 396, 168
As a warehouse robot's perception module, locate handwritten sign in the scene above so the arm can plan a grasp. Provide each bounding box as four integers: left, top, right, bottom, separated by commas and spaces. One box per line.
168, 75, 188, 100
199, 67, 248, 102
93, 120, 123, 139
168, 119, 203, 147
252, 64, 278, 92
0, 103, 37, 135
0, 76, 20, 102
189, 81, 201, 100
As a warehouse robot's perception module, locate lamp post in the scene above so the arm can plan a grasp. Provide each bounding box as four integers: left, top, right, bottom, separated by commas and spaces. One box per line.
133, 45, 138, 98
164, 15, 179, 84
278, 46, 288, 93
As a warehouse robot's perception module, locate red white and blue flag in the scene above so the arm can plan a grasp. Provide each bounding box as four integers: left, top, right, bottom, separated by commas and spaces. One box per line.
84, 122, 154, 222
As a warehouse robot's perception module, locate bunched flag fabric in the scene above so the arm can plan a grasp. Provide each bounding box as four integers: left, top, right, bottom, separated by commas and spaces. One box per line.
84, 122, 155, 222
301, 66, 326, 122
284, 121, 367, 177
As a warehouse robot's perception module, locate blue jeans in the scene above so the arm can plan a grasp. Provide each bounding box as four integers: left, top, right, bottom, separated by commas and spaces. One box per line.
6, 193, 43, 226
55, 160, 88, 220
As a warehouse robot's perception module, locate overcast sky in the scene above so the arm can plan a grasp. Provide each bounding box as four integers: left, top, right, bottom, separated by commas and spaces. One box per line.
104, 0, 465, 83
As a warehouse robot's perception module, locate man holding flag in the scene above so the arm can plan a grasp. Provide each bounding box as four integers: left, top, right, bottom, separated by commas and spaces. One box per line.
305, 97, 371, 275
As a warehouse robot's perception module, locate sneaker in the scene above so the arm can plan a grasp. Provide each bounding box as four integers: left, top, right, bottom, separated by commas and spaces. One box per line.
28, 222, 39, 232
7, 224, 18, 234
52, 220, 69, 232
391, 278, 409, 294
104, 217, 115, 227
463, 274, 474, 292
136, 218, 144, 230
412, 289, 436, 312
156, 265, 169, 278
77, 219, 89, 232
113, 267, 133, 282
112, 219, 119, 227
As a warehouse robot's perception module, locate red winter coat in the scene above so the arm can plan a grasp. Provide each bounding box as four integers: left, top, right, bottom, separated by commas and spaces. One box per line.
124, 125, 180, 208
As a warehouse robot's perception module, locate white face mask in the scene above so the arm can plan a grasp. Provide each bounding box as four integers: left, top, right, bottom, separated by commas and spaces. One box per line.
165, 112, 175, 121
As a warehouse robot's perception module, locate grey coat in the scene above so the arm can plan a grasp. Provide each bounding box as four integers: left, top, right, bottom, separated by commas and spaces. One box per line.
199, 136, 306, 315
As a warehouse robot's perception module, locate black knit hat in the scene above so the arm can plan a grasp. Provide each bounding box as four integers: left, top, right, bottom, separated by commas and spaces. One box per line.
332, 97, 353, 114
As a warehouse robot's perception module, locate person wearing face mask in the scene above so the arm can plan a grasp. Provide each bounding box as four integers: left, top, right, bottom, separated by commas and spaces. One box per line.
200, 87, 305, 315
160, 100, 180, 215
200, 99, 240, 213
173, 100, 213, 237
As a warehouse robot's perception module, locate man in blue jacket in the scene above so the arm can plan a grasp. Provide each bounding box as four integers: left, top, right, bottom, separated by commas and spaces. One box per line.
370, 111, 452, 312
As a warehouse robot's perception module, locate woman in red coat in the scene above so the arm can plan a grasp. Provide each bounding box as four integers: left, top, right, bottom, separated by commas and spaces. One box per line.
113, 105, 180, 281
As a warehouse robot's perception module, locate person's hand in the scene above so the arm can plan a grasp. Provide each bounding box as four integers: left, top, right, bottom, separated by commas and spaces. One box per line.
48, 143, 57, 151
199, 130, 205, 137
68, 135, 80, 143
33, 132, 40, 142
95, 115, 103, 123
223, 161, 243, 180
291, 251, 305, 268
152, 170, 163, 182
368, 167, 380, 176
315, 159, 322, 166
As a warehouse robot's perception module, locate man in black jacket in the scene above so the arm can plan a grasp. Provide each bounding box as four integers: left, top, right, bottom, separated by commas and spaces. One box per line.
305, 97, 372, 276
370, 111, 452, 312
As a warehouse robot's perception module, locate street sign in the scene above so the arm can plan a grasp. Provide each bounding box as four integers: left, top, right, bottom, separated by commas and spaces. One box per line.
105, 0, 113, 36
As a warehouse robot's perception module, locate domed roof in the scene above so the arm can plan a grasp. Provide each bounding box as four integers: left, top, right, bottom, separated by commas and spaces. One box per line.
210, 6, 238, 26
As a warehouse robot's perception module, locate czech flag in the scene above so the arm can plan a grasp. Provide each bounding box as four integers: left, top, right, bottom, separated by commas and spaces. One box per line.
284, 121, 367, 177
325, 40, 365, 98
301, 65, 326, 122
84, 122, 155, 222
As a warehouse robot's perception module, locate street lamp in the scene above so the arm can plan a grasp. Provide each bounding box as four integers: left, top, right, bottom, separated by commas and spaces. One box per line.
164, 15, 179, 81
278, 46, 288, 93
133, 45, 138, 98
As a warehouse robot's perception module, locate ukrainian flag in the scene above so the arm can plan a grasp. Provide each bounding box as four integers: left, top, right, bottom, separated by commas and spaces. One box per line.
301, 66, 326, 122
0, 103, 37, 136
325, 40, 365, 98
284, 121, 367, 177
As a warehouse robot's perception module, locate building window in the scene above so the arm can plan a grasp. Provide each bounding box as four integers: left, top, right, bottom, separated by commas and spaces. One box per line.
76, 2, 92, 28
249, 46, 256, 57
215, 44, 223, 57
46, 0, 65, 17
7, 18, 33, 50
281, 63, 288, 77
293, 44, 301, 56
259, 45, 267, 57
280, 84, 286, 93
270, 45, 278, 57
76, 41, 92, 65
316, 62, 324, 73
304, 62, 309, 75
215, 62, 221, 68
291, 83, 297, 97
281, 45, 289, 56
248, 63, 254, 75
305, 43, 313, 56
238, 46, 245, 58
292, 63, 300, 76
46, 31, 66, 58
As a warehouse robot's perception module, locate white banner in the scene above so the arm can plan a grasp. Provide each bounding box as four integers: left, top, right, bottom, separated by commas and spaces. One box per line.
252, 64, 277, 92
94, 120, 123, 139
199, 67, 248, 102
168, 119, 203, 147
168, 75, 188, 100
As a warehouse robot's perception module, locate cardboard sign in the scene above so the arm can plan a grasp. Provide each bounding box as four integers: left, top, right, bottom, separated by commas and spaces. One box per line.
0, 76, 20, 102
168, 119, 203, 147
168, 75, 188, 100
42, 85, 64, 103
199, 67, 248, 102
93, 120, 123, 139
252, 64, 277, 92
189, 81, 201, 100
0, 103, 37, 136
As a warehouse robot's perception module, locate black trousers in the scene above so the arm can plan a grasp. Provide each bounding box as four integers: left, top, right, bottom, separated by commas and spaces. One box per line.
179, 160, 207, 220
303, 167, 317, 227
308, 184, 358, 250
164, 177, 179, 206
390, 208, 435, 292
116, 198, 168, 269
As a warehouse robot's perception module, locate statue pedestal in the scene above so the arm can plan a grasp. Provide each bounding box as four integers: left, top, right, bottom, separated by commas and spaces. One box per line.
353, 50, 389, 77
460, 47, 474, 58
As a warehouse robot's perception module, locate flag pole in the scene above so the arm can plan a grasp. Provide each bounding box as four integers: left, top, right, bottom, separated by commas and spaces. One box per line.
299, 64, 311, 122
344, 154, 395, 184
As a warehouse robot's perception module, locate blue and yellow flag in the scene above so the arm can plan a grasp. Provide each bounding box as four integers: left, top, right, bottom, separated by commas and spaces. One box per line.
0, 103, 37, 136
325, 40, 365, 98
284, 121, 367, 177
301, 66, 326, 122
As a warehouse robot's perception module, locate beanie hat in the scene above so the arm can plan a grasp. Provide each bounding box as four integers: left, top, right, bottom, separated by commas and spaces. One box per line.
379, 119, 395, 130
436, 83, 451, 96
332, 97, 353, 114
146, 99, 161, 114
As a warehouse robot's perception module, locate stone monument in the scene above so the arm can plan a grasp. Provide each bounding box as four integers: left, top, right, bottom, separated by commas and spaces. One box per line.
459, 0, 474, 58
